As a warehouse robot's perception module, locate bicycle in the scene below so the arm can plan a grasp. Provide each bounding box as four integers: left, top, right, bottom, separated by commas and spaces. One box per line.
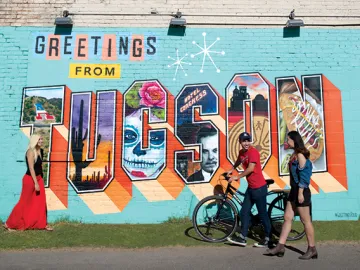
192, 173, 308, 243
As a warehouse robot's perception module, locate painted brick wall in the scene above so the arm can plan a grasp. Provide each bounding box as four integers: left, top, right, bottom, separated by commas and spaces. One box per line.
0, 1, 359, 224
1, 0, 360, 27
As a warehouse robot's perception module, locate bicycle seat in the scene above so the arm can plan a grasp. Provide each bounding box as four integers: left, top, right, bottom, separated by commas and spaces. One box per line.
266, 179, 275, 186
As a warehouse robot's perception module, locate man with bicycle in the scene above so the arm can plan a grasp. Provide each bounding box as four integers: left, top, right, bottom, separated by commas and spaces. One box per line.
226, 132, 272, 248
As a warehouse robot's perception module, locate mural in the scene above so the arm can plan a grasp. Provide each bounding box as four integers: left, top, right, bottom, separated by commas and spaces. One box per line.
3, 28, 354, 222
17, 73, 349, 214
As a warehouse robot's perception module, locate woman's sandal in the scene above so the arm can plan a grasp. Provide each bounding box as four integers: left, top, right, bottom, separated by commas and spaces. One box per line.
2, 223, 15, 232
45, 226, 54, 231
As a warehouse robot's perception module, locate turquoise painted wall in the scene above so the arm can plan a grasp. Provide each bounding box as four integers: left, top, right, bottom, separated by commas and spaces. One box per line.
0, 27, 359, 223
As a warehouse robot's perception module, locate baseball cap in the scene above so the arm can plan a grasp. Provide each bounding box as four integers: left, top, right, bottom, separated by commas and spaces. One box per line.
239, 132, 252, 141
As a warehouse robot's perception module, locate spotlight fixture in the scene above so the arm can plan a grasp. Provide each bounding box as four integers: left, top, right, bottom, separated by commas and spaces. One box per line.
150, 8, 158, 15
55, 10, 73, 26
170, 11, 186, 26
286, 9, 304, 27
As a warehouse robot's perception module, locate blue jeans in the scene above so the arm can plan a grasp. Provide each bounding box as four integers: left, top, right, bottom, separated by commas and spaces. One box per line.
240, 184, 271, 239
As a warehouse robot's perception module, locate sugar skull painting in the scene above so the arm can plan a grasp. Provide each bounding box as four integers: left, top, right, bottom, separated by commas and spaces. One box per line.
122, 81, 167, 180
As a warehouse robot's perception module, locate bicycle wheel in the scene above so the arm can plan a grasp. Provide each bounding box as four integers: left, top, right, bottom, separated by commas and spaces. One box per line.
192, 195, 238, 243
268, 194, 306, 241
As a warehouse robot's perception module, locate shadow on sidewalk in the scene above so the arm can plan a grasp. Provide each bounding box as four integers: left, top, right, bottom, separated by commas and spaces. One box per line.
285, 245, 305, 255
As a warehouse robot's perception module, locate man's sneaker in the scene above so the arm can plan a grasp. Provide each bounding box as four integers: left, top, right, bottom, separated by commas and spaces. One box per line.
253, 238, 269, 248
227, 235, 247, 246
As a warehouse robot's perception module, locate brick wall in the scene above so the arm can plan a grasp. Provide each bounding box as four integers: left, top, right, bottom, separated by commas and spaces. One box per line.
1, 0, 360, 27
0, 1, 359, 224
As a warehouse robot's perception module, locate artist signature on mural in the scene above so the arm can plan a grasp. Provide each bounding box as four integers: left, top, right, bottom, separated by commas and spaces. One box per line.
335, 212, 358, 218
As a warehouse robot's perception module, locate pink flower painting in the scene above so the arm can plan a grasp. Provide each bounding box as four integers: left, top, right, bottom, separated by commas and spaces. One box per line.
139, 82, 165, 108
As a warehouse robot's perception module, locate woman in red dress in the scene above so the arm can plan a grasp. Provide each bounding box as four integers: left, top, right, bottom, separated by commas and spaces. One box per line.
3, 134, 53, 231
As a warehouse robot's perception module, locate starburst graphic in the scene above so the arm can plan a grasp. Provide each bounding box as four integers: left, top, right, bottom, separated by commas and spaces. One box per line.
191, 32, 225, 73
167, 49, 192, 81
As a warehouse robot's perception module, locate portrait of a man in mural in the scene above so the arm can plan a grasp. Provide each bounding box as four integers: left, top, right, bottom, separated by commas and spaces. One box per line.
123, 81, 167, 180
187, 126, 218, 183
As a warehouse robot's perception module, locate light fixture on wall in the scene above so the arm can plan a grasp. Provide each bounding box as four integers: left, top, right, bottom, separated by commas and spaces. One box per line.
55, 10, 73, 26
170, 11, 186, 26
286, 9, 304, 27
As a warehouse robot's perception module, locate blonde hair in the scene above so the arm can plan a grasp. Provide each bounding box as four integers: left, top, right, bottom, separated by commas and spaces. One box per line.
27, 134, 41, 161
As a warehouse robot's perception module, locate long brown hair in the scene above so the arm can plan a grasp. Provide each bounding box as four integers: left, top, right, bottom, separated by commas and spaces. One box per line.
287, 131, 310, 159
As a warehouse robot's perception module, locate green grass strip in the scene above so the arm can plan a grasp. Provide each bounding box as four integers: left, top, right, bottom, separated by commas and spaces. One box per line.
1, 219, 359, 250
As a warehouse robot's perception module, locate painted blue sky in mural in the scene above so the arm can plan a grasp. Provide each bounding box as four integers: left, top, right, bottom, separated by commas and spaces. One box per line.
25, 87, 64, 99
71, 93, 115, 141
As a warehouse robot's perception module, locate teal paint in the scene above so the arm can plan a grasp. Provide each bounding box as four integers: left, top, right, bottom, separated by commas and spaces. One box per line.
1, 27, 359, 223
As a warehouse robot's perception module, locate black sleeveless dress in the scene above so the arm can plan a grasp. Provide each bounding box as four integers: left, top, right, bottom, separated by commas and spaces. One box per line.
25, 149, 44, 177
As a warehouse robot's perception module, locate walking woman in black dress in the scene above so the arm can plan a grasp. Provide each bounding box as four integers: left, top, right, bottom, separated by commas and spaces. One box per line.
265, 131, 317, 259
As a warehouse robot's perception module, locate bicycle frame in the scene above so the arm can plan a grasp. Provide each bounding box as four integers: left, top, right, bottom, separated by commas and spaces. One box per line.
220, 182, 287, 217
192, 176, 307, 242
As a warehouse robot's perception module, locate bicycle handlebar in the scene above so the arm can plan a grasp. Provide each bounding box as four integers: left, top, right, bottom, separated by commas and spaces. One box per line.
220, 172, 238, 193
220, 172, 274, 191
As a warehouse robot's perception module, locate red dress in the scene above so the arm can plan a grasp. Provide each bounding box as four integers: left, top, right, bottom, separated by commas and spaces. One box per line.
6, 149, 48, 230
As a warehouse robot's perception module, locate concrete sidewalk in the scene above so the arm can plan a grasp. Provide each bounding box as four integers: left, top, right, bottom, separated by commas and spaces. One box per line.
0, 242, 359, 270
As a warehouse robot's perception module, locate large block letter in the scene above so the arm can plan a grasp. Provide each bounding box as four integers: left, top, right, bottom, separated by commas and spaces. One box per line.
276, 75, 326, 175
20, 86, 66, 187
122, 80, 167, 180
67, 91, 116, 193
226, 73, 272, 170
175, 84, 220, 184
